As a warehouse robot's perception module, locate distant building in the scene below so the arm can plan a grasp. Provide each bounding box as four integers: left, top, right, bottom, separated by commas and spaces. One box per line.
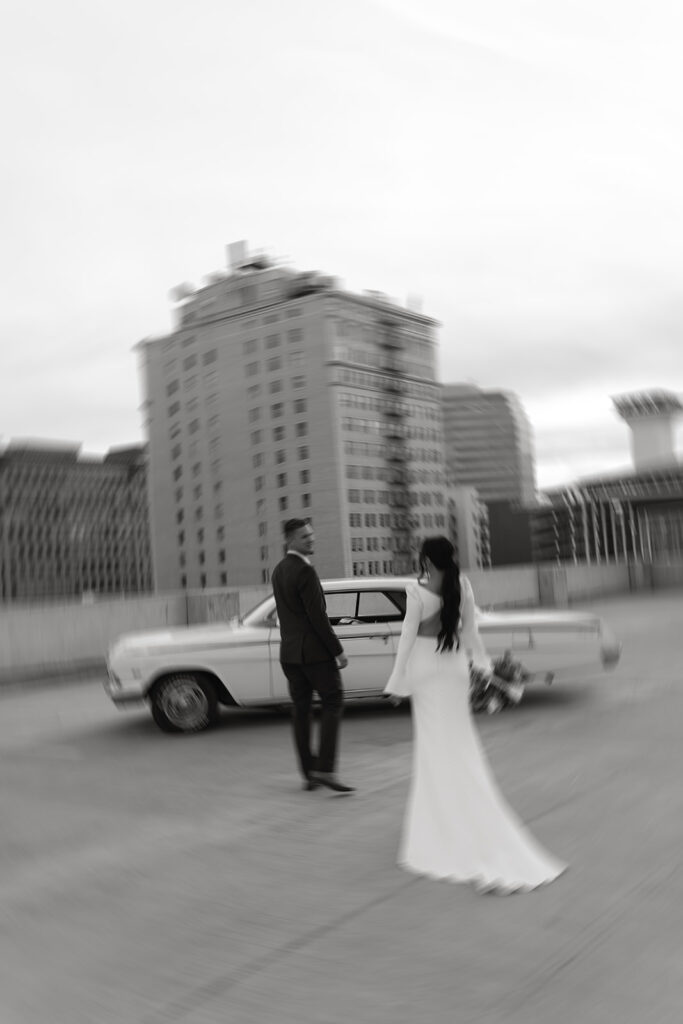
531, 465, 683, 564
441, 383, 537, 504
139, 242, 448, 588
532, 388, 683, 564
447, 486, 491, 570
0, 442, 153, 602
486, 500, 535, 566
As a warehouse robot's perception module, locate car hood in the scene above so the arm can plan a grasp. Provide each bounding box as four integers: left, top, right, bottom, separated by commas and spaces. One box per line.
109, 622, 271, 656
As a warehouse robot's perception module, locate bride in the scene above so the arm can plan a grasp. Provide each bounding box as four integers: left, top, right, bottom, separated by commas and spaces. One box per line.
384, 536, 567, 894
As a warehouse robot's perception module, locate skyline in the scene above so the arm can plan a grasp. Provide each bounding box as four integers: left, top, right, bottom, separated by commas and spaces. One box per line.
2, 0, 683, 489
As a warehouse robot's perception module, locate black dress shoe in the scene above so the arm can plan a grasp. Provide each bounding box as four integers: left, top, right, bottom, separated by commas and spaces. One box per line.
302, 777, 320, 791
310, 772, 355, 794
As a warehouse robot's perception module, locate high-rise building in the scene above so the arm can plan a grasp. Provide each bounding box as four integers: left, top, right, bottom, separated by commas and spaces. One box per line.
0, 442, 153, 602
139, 243, 447, 588
446, 485, 491, 570
441, 383, 537, 504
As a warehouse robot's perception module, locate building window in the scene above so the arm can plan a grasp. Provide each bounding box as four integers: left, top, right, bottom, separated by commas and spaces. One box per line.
293, 398, 307, 414
192, 462, 201, 478
273, 426, 285, 441
269, 379, 283, 394
348, 490, 361, 503
351, 537, 363, 551
287, 328, 302, 344
243, 339, 257, 354
220, 572, 227, 586
184, 375, 197, 391
202, 349, 217, 365
300, 469, 310, 485
189, 418, 200, 434
214, 503, 223, 519
258, 522, 267, 536
199, 550, 205, 565
298, 445, 309, 460
183, 353, 197, 371
218, 548, 226, 563
168, 401, 180, 417
193, 485, 202, 500
277, 473, 287, 487
261, 568, 270, 584
166, 380, 179, 397
171, 444, 182, 460
289, 351, 306, 371
278, 496, 288, 511
260, 545, 268, 560
197, 528, 204, 543
195, 507, 203, 521
248, 407, 261, 423
295, 421, 308, 437
349, 514, 362, 527
217, 525, 225, 541
252, 452, 264, 468
287, 306, 301, 318
251, 429, 263, 445
275, 449, 286, 465
265, 334, 280, 349
181, 574, 187, 588
178, 530, 185, 545
302, 493, 311, 507
271, 402, 284, 418
267, 355, 282, 372
291, 375, 306, 389
173, 467, 183, 482
176, 509, 184, 523
247, 383, 262, 398
254, 476, 264, 492
245, 361, 260, 377
200, 573, 207, 588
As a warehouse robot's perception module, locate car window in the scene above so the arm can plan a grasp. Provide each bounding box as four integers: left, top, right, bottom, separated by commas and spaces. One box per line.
325, 592, 358, 625
357, 590, 405, 623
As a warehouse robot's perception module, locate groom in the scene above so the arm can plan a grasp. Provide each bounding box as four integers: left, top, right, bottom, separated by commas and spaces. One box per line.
271, 518, 354, 794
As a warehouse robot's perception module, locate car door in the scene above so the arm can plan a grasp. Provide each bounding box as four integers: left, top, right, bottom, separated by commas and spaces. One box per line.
328, 589, 400, 695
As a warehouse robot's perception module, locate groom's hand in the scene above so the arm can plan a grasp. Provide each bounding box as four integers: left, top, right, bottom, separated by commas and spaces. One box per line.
336, 653, 348, 669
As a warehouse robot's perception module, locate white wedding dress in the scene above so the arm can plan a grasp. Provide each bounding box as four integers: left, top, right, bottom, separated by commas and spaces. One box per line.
384, 577, 567, 893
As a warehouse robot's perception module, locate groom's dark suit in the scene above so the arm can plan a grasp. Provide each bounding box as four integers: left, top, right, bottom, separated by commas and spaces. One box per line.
271, 552, 345, 779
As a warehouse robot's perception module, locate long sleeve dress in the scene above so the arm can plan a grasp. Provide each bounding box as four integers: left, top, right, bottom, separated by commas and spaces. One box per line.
384, 577, 567, 893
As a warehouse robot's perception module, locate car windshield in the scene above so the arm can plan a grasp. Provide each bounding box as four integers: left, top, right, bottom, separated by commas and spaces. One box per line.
241, 594, 276, 627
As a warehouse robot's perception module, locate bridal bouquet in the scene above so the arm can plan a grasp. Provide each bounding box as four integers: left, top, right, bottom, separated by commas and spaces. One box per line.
469, 651, 528, 714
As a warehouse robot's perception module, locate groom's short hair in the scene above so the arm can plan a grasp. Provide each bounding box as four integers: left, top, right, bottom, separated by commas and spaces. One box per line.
283, 517, 309, 541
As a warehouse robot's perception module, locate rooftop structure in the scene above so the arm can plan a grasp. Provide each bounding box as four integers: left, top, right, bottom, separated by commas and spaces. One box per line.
612, 389, 682, 472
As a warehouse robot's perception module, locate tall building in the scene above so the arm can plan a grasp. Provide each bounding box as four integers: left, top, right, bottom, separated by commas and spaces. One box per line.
0, 442, 153, 602
139, 243, 448, 588
441, 383, 537, 504
446, 486, 491, 570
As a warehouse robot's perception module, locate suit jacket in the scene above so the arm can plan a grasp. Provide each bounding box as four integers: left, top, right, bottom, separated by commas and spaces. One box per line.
271, 553, 344, 664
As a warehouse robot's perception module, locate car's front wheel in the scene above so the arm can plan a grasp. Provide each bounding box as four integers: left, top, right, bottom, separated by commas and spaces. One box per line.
150, 673, 219, 733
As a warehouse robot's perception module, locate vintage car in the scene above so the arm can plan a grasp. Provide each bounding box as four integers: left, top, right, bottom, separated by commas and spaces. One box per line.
104, 576, 622, 734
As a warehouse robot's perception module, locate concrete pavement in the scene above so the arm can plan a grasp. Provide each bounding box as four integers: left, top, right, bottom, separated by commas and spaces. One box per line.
1, 589, 682, 1023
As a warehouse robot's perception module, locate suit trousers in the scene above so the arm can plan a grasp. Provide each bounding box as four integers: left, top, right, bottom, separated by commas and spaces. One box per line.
281, 661, 344, 777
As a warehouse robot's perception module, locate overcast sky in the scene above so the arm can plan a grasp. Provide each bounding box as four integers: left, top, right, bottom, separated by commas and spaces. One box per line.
2, 0, 682, 489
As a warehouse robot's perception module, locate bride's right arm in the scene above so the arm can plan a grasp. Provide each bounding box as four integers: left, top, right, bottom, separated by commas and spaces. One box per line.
383, 581, 422, 698
460, 576, 493, 674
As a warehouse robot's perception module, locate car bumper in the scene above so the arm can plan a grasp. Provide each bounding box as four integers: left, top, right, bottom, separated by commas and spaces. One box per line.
104, 666, 146, 706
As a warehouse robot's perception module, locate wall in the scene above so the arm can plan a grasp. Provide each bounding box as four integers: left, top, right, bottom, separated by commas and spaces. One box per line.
465, 565, 539, 609
0, 587, 270, 684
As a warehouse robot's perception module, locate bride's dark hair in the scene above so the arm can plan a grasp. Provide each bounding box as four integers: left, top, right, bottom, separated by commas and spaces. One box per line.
419, 535, 461, 653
